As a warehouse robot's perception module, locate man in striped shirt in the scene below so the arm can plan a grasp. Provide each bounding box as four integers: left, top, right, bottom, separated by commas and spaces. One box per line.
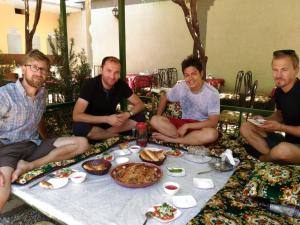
0, 50, 89, 211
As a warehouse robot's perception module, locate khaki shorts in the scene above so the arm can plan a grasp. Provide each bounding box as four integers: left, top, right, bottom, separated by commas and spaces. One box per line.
0, 138, 57, 169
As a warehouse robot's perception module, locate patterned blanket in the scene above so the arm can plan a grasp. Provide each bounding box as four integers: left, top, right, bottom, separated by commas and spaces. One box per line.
15, 137, 120, 185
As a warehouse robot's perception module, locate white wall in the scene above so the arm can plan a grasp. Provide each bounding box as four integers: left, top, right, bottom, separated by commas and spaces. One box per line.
90, 1, 193, 76
67, 11, 88, 55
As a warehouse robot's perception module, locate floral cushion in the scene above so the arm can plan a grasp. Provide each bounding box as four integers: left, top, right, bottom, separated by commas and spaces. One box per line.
188, 160, 300, 225
242, 162, 300, 208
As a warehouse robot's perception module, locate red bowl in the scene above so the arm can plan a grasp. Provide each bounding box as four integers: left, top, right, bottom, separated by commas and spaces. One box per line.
82, 159, 111, 175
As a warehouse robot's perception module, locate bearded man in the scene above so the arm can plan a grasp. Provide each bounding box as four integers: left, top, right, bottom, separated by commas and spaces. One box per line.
240, 49, 300, 164
0, 50, 89, 211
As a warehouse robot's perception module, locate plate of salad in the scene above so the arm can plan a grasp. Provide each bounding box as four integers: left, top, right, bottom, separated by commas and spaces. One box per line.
149, 202, 181, 222
96, 152, 114, 161
164, 149, 184, 157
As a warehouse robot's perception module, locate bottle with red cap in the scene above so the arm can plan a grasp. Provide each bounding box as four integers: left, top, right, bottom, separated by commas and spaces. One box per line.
136, 122, 148, 147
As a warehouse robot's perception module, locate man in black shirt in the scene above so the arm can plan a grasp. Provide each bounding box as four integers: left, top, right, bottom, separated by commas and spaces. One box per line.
73, 56, 144, 141
240, 50, 300, 164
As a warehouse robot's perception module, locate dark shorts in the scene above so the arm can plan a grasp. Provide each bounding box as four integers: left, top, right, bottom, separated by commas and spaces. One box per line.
0, 138, 57, 169
266, 132, 286, 149
168, 117, 199, 129
73, 112, 146, 137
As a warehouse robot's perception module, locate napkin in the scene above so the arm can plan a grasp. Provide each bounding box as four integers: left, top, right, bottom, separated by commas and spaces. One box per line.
220, 149, 236, 166
193, 178, 214, 189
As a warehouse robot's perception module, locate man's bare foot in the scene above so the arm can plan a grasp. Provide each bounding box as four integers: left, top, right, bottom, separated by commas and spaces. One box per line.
152, 132, 174, 142
0, 171, 4, 187
11, 160, 32, 183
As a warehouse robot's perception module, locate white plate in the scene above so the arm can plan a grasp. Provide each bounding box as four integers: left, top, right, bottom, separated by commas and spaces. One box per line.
167, 167, 186, 177
184, 154, 212, 163
172, 195, 197, 208
114, 149, 131, 156
40, 177, 68, 189
248, 118, 266, 126
149, 204, 181, 223
96, 152, 115, 161
144, 147, 165, 152
115, 157, 129, 164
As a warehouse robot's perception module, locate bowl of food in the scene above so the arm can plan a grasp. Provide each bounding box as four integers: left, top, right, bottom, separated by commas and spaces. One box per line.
139, 149, 166, 166
69, 172, 87, 184
82, 159, 111, 175
129, 145, 141, 153
110, 162, 162, 188
163, 182, 180, 195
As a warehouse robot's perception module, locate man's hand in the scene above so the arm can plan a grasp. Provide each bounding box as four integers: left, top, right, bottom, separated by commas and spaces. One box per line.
177, 124, 188, 137
107, 114, 124, 127
116, 112, 131, 124
260, 120, 282, 132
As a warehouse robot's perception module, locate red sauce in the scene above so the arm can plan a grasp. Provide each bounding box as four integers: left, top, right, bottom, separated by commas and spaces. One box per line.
165, 185, 177, 190
74, 176, 82, 179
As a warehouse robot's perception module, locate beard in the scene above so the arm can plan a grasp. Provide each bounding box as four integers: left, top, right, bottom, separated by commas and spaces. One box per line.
25, 76, 45, 88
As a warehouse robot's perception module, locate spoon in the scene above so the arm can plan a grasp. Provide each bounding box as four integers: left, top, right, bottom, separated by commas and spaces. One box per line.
142, 211, 153, 225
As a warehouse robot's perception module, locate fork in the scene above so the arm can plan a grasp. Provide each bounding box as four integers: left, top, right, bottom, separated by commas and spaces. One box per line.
142, 211, 153, 225
28, 173, 56, 189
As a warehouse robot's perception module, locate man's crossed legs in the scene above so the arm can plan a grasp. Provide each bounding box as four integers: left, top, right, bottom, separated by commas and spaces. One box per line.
240, 122, 300, 164
0, 136, 89, 211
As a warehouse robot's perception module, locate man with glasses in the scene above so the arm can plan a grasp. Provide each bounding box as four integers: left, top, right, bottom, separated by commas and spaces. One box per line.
240, 49, 300, 164
0, 50, 89, 211
72, 56, 145, 141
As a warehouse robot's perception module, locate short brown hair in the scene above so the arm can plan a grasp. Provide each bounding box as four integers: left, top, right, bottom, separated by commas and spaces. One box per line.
273, 49, 299, 68
23, 49, 50, 69
101, 56, 120, 67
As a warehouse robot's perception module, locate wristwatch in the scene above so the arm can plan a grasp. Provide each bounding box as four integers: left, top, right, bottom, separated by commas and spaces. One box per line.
128, 111, 134, 117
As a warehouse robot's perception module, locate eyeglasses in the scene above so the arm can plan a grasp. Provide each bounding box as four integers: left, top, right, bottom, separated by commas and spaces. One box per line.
273, 49, 296, 56
25, 64, 49, 75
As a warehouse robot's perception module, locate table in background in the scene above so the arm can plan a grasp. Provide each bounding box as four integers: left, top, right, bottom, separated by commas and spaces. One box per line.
126, 74, 154, 90
207, 78, 225, 91
12, 142, 235, 225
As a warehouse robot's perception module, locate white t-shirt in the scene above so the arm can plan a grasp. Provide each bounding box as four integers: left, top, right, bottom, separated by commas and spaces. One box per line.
166, 81, 220, 121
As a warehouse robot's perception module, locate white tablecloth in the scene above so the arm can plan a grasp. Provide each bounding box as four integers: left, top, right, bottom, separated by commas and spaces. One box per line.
12, 142, 235, 225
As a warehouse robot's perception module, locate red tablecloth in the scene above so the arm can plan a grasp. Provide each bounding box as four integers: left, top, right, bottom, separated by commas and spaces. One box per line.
126, 74, 154, 89
207, 78, 225, 90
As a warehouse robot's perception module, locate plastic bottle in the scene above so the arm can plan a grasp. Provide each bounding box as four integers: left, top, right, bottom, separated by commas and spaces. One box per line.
136, 122, 148, 147
255, 197, 300, 218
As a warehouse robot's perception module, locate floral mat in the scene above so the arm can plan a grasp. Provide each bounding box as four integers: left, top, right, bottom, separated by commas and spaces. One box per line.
15, 137, 120, 185
184, 134, 300, 225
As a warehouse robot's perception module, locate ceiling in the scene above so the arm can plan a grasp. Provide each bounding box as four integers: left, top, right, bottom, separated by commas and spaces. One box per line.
0, 0, 84, 13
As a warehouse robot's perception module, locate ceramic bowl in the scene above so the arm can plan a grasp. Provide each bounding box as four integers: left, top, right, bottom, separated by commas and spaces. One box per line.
82, 159, 111, 175
163, 182, 180, 195
129, 145, 141, 153
70, 172, 87, 184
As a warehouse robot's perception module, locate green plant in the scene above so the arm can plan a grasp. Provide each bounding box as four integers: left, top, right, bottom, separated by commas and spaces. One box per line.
48, 19, 91, 102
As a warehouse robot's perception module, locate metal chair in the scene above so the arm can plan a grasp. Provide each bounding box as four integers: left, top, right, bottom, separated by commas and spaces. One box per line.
166, 68, 178, 87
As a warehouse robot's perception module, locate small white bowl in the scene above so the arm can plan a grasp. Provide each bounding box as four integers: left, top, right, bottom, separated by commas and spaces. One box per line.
163, 182, 180, 195
129, 145, 141, 153
115, 157, 129, 165
70, 172, 86, 184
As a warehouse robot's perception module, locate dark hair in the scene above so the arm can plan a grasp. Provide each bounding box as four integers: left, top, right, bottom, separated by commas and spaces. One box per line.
273, 49, 299, 68
181, 55, 203, 73
23, 49, 50, 69
101, 56, 120, 67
